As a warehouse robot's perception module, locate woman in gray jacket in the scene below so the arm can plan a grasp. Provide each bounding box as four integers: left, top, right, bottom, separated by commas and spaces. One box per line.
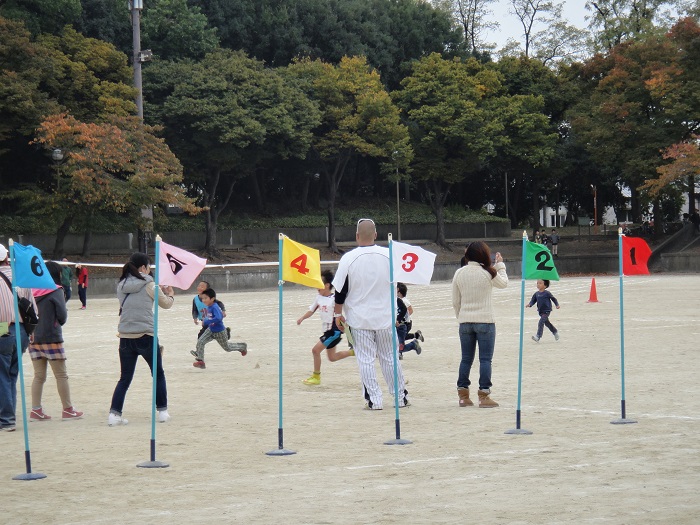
108, 252, 174, 426
28, 261, 83, 420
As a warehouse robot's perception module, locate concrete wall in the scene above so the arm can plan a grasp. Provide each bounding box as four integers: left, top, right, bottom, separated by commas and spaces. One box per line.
1, 221, 511, 255
80, 252, 651, 299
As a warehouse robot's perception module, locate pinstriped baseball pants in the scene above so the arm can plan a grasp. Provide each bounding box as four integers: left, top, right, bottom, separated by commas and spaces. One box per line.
353, 327, 407, 409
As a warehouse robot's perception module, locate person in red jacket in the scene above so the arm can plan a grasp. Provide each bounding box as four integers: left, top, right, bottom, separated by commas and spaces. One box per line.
76, 263, 88, 310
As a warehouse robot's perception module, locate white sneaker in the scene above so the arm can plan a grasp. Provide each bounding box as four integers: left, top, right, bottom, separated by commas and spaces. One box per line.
108, 413, 128, 426
157, 410, 171, 423
554, 332, 560, 341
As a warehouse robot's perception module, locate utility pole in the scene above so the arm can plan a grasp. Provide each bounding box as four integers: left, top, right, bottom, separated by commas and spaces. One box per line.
131, 0, 153, 253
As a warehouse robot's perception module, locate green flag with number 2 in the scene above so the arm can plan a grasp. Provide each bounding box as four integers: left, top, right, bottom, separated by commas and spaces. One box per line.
523, 241, 559, 281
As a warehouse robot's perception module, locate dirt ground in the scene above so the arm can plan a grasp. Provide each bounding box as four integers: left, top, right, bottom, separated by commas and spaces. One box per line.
2, 274, 700, 524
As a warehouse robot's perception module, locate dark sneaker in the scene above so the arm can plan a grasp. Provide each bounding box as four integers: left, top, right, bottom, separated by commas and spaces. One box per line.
415, 330, 424, 342
415, 340, 422, 355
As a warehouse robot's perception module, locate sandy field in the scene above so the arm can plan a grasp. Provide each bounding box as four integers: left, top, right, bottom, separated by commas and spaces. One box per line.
2, 273, 700, 524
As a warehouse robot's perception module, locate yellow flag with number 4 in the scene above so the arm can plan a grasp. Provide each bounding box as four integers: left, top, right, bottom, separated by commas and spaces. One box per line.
281, 236, 324, 289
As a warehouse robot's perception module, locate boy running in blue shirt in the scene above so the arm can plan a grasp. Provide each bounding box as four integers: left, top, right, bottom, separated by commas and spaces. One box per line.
191, 288, 247, 369
527, 279, 560, 343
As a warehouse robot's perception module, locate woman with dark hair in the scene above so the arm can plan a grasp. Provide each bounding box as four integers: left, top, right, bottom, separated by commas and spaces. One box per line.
28, 261, 83, 420
108, 252, 174, 426
451, 241, 508, 408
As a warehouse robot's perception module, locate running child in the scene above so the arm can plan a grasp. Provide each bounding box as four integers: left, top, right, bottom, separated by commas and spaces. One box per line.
526, 279, 560, 342
191, 288, 247, 369
396, 282, 424, 360
297, 269, 354, 385
192, 280, 230, 340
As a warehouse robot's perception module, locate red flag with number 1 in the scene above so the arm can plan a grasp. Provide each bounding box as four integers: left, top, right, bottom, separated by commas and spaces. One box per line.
621, 236, 651, 275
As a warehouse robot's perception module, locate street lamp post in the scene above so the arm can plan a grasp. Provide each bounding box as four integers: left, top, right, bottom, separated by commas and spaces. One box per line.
591, 184, 598, 234
51, 148, 64, 190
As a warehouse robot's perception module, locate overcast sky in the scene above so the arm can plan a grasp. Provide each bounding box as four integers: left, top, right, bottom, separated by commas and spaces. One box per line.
484, 0, 590, 49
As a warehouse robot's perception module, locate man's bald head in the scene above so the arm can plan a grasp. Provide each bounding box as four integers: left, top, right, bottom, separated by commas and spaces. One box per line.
356, 218, 377, 246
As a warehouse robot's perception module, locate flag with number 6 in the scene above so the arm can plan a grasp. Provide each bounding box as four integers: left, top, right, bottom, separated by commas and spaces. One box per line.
281, 236, 324, 289
391, 241, 436, 285
523, 241, 559, 281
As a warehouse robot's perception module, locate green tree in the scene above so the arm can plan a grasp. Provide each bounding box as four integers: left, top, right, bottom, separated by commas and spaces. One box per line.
585, 0, 683, 50
145, 50, 320, 255
76, 0, 133, 56
142, 0, 219, 61
568, 18, 700, 229
192, 0, 464, 88
394, 54, 507, 246
286, 56, 412, 251
0, 0, 81, 35
32, 113, 196, 257
37, 26, 136, 121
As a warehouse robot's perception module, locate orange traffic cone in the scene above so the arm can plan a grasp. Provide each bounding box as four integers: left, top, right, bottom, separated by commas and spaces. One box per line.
587, 278, 599, 303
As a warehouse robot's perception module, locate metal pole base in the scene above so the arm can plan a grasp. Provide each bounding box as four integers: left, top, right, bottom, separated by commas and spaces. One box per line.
265, 448, 297, 456
610, 418, 638, 425
505, 428, 533, 435
13, 472, 47, 481
137, 460, 170, 468
384, 438, 412, 445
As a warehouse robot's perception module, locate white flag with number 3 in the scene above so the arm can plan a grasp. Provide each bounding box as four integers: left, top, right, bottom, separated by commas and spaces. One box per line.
391, 241, 436, 285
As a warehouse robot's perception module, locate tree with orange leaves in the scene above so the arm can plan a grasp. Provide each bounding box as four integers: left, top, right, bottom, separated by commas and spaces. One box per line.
33, 113, 198, 257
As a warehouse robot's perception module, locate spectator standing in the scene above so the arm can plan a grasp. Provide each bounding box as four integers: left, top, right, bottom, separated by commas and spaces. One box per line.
451, 241, 508, 408
108, 252, 174, 426
76, 263, 88, 309
332, 218, 409, 410
550, 229, 560, 257
28, 261, 83, 421
60, 258, 72, 301
0, 243, 37, 432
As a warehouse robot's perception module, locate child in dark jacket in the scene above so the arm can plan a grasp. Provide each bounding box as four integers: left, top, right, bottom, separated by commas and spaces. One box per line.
190, 288, 247, 369
526, 279, 560, 342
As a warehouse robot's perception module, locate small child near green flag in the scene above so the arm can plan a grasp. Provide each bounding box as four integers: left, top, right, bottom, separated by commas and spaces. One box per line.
526, 279, 560, 343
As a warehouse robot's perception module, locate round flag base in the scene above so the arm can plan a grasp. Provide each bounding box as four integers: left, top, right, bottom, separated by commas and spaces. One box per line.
384, 438, 412, 445
13, 472, 47, 481
610, 418, 638, 425
137, 460, 170, 468
266, 448, 297, 456
505, 428, 533, 435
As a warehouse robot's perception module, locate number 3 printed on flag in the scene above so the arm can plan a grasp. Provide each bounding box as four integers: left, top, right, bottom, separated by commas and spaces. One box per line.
401, 252, 418, 272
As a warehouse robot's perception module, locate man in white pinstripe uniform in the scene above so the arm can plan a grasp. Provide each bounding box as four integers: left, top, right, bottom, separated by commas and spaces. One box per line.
332, 219, 409, 410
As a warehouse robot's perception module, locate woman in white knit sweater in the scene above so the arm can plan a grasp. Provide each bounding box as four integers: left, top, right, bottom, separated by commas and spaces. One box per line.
451, 241, 508, 408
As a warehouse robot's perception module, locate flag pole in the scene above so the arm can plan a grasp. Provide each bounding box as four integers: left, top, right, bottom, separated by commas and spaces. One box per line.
7, 239, 47, 481
267, 234, 296, 455
612, 228, 637, 425
384, 233, 411, 445
505, 231, 532, 435
138, 234, 170, 467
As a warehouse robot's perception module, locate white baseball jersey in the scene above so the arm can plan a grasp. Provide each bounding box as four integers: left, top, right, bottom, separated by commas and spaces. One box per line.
332, 244, 392, 330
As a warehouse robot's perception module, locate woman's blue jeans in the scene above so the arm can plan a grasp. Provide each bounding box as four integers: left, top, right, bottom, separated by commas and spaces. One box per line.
110, 335, 167, 415
457, 322, 496, 391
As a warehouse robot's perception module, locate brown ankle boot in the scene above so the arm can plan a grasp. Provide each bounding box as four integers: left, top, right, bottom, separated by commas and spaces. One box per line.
457, 387, 474, 407
478, 389, 499, 408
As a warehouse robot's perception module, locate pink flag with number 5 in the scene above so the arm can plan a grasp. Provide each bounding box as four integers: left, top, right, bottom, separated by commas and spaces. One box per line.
391, 241, 436, 285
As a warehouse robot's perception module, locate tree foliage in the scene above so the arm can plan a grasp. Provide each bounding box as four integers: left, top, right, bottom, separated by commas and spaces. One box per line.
286, 56, 412, 251
142, 0, 219, 61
